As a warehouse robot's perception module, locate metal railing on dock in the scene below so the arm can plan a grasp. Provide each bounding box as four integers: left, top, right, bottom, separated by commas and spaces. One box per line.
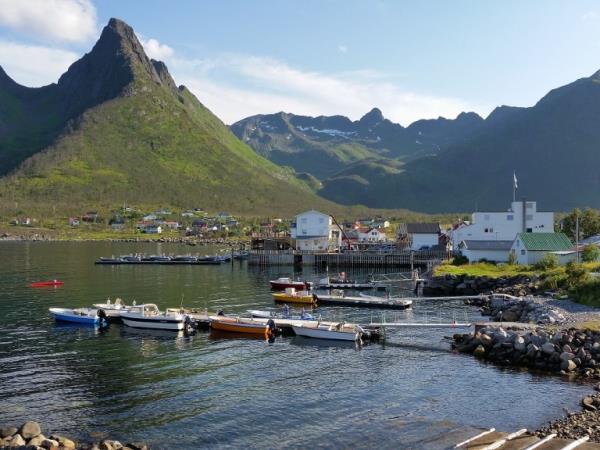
248, 249, 447, 267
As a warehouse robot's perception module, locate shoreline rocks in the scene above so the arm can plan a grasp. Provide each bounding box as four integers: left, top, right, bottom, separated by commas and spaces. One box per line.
0, 421, 148, 450
424, 274, 541, 297
467, 294, 567, 325
453, 326, 600, 378
536, 387, 600, 441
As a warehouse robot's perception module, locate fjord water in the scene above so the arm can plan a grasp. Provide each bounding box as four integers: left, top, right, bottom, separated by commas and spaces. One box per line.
0, 242, 592, 449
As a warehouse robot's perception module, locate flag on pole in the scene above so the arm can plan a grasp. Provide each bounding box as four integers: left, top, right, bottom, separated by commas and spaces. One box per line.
513, 171, 518, 190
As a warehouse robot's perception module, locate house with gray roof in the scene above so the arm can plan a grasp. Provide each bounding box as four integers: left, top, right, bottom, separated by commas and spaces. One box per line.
458, 240, 514, 263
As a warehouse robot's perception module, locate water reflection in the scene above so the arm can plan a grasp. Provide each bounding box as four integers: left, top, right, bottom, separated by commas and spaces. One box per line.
0, 242, 595, 449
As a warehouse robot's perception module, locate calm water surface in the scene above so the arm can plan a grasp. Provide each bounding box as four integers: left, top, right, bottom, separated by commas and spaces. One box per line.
0, 242, 593, 449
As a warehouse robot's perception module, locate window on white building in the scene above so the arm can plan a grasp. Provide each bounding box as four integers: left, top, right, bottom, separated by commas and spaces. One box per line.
521, 249, 526, 255
507, 215, 514, 221
319, 217, 324, 224
301, 218, 307, 223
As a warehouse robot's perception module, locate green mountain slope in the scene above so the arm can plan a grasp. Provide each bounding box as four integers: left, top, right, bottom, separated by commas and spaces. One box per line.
320, 71, 600, 212
0, 18, 336, 216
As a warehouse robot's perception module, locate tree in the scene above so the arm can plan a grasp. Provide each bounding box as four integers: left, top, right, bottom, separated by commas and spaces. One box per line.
560, 208, 600, 240
582, 244, 600, 263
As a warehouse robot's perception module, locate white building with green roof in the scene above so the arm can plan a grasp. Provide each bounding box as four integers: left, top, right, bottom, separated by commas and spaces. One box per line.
510, 232, 574, 265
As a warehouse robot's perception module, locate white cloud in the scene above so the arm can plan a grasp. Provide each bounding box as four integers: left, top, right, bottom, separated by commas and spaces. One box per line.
338, 44, 348, 54
0, 0, 97, 43
582, 11, 599, 21
137, 35, 174, 60
167, 53, 482, 125
0, 40, 79, 87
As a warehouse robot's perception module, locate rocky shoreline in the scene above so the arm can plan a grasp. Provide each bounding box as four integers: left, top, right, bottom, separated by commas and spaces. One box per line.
466, 294, 567, 324
0, 421, 147, 450
0, 233, 247, 246
424, 273, 542, 297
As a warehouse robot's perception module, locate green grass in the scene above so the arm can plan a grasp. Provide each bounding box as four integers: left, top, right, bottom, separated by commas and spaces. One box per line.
434, 261, 535, 278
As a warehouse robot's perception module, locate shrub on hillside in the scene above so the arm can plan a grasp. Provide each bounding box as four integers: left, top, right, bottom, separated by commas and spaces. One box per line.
452, 254, 469, 266
533, 253, 559, 271
582, 244, 600, 263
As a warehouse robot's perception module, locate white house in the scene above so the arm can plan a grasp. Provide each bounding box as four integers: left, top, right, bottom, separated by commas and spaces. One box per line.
144, 225, 162, 234
291, 210, 342, 252
397, 223, 441, 250
451, 200, 554, 249
458, 240, 514, 263
510, 232, 573, 265
358, 228, 387, 243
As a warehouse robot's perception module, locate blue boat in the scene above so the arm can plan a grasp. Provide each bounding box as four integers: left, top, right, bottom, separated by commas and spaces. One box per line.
49, 307, 108, 327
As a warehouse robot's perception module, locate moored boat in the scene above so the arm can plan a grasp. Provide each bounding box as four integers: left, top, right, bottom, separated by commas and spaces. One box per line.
272, 288, 316, 305
209, 315, 275, 336
120, 304, 194, 331
292, 322, 364, 341
92, 298, 131, 319
269, 277, 312, 290
31, 280, 64, 287
49, 307, 108, 326
247, 308, 315, 320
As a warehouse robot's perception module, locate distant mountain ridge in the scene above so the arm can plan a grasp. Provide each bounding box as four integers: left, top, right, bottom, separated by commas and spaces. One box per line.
230, 108, 484, 180
321, 71, 600, 212
0, 18, 336, 216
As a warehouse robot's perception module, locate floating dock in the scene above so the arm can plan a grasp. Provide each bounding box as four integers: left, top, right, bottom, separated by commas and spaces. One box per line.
94, 259, 223, 265
314, 293, 413, 310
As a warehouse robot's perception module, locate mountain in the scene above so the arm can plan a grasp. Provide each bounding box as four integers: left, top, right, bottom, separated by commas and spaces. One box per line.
230, 108, 484, 180
321, 71, 600, 212
0, 18, 336, 216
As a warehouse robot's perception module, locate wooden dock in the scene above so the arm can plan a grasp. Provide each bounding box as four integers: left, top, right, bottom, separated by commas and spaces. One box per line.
453, 428, 600, 449
249, 249, 446, 268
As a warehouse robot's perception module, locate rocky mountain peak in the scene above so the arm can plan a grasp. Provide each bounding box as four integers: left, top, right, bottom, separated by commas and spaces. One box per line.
359, 107, 384, 126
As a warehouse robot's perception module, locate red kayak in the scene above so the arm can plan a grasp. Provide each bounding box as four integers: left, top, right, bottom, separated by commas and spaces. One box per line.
31, 280, 64, 287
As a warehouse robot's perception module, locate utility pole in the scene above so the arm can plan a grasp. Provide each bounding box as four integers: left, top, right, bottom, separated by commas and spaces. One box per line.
575, 212, 580, 264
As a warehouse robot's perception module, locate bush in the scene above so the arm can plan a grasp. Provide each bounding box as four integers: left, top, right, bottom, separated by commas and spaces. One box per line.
507, 252, 517, 265
565, 261, 590, 289
533, 253, 559, 270
582, 245, 600, 263
570, 279, 600, 306
452, 254, 469, 266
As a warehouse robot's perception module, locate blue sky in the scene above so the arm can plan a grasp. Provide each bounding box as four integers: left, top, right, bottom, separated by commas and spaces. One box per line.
1, 0, 600, 124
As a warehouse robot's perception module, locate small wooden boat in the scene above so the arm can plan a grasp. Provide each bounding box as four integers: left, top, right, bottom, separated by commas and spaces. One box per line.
272, 288, 316, 305
49, 307, 108, 326
209, 316, 274, 336
269, 277, 313, 290
292, 322, 364, 341
120, 304, 193, 331
31, 280, 64, 287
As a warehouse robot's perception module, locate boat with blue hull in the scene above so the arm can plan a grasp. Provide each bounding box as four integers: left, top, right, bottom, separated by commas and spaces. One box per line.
49, 307, 108, 326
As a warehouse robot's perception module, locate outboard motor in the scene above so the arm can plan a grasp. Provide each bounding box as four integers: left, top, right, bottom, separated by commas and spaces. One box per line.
184, 315, 196, 335
266, 318, 277, 336
97, 309, 108, 328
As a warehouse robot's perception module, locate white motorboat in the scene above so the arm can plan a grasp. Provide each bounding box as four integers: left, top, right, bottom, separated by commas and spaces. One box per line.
120, 303, 192, 331
247, 309, 315, 320
92, 297, 132, 319
292, 322, 364, 341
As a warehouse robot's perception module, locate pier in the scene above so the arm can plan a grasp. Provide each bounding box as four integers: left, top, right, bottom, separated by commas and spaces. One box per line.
249, 249, 447, 267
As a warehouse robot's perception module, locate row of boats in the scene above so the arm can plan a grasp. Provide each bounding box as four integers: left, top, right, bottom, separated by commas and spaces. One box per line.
269, 277, 413, 309
95, 252, 249, 265
48, 299, 378, 342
